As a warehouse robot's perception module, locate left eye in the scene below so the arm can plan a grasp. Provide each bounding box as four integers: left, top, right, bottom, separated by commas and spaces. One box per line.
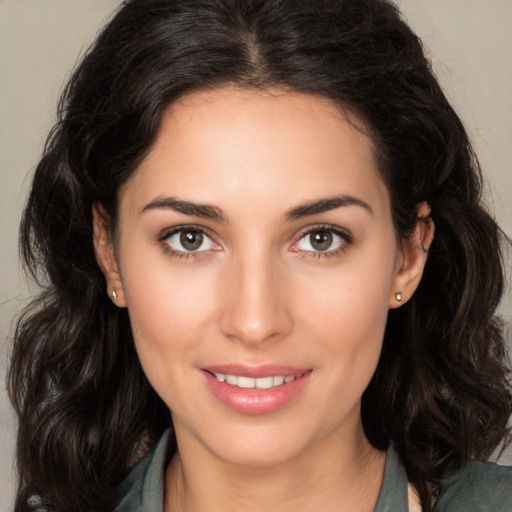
164, 229, 216, 252
296, 229, 347, 252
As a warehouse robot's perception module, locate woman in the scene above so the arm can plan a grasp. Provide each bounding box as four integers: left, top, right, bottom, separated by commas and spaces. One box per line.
8, 0, 511, 511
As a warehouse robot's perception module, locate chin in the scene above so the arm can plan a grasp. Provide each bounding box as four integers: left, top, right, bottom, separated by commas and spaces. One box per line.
180, 409, 352, 469
209, 431, 312, 468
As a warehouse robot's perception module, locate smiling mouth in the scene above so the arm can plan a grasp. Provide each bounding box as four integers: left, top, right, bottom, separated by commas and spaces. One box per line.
208, 372, 306, 389
203, 367, 312, 414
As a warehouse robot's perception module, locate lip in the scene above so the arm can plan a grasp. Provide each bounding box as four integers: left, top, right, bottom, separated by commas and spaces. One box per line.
203, 364, 309, 378
202, 364, 313, 415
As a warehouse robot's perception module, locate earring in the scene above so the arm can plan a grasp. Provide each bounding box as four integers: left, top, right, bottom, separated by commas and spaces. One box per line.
395, 292, 402, 302
110, 290, 118, 301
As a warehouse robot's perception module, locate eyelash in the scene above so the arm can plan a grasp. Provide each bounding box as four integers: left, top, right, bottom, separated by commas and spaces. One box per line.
157, 225, 218, 261
293, 224, 352, 259
156, 224, 353, 261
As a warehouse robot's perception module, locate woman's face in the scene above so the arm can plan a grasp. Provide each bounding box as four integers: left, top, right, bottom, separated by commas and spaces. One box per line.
95, 87, 429, 467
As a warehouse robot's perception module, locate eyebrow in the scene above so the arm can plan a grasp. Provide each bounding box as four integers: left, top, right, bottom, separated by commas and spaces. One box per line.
285, 195, 373, 221
141, 196, 227, 222
141, 193, 372, 223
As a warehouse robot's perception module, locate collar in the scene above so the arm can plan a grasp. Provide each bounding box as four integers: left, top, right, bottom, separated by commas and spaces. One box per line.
115, 431, 408, 512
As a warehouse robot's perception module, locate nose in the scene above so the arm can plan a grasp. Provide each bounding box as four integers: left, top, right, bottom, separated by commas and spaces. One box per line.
219, 250, 293, 346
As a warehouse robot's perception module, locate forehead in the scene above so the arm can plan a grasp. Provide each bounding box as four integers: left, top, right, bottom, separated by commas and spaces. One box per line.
122, 87, 390, 220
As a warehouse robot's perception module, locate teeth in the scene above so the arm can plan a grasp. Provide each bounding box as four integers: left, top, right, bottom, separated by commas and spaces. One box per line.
257, 376, 274, 389
225, 374, 237, 385
213, 373, 299, 389
237, 376, 256, 388
272, 376, 285, 387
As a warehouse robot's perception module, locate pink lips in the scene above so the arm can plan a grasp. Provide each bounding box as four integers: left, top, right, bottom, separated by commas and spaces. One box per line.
202, 364, 312, 415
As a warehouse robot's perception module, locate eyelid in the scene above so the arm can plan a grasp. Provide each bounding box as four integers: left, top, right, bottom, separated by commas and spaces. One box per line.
156, 223, 352, 260
290, 224, 353, 254
158, 223, 213, 241
157, 224, 221, 254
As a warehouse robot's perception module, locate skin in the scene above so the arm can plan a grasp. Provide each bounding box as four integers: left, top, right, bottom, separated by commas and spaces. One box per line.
94, 87, 433, 512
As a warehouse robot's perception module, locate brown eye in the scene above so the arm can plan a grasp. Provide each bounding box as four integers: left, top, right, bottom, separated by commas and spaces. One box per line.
163, 228, 216, 253
309, 230, 333, 251
295, 227, 349, 254
180, 230, 204, 251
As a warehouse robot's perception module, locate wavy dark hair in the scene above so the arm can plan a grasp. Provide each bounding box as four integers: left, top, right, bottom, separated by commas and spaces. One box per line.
9, 0, 511, 511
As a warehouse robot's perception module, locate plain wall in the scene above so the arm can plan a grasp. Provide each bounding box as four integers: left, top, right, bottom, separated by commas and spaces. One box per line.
1, 1, 511, 509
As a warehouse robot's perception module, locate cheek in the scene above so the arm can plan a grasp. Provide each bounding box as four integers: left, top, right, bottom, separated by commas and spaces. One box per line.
121, 235, 217, 328
303, 249, 395, 334
119, 249, 219, 396
298, 247, 397, 382
305, 282, 388, 377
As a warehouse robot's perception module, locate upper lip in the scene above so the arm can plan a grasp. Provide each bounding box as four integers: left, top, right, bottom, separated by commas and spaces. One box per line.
202, 364, 310, 378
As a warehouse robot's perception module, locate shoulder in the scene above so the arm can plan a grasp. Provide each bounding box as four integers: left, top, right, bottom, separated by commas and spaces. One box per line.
436, 460, 512, 512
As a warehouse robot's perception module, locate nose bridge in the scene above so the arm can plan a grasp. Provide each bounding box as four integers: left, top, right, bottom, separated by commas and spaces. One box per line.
220, 243, 291, 345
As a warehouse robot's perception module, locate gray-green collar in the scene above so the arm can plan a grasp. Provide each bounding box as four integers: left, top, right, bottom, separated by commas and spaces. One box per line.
115, 431, 408, 512
374, 441, 408, 512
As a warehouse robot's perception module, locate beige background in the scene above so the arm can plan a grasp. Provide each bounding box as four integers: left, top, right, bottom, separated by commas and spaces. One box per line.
1, 1, 511, 509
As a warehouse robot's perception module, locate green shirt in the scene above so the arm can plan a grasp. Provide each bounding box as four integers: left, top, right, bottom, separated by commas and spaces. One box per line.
115, 430, 512, 511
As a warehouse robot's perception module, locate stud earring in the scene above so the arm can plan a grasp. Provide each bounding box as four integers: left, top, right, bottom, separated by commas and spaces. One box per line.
395, 292, 402, 302
111, 290, 117, 301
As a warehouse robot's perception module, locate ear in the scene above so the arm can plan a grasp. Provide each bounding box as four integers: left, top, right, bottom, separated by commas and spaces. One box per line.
92, 203, 127, 307
389, 202, 435, 309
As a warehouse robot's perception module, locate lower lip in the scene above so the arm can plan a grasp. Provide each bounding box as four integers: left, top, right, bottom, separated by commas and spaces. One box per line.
204, 371, 312, 415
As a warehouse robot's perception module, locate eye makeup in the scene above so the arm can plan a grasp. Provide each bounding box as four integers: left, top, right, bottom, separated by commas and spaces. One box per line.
155, 222, 353, 262
291, 224, 353, 260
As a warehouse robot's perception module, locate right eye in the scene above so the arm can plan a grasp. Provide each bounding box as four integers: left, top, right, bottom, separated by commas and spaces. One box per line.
162, 228, 217, 253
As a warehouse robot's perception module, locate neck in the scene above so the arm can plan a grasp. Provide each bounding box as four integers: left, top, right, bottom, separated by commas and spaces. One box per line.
164, 421, 386, 512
